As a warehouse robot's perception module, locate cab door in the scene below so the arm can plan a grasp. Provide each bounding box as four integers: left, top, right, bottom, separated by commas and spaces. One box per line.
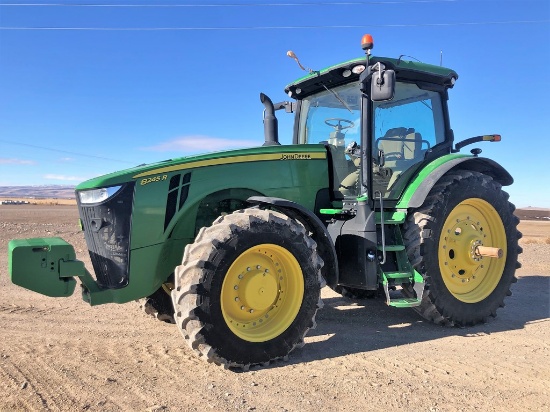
372, 82, 448, 199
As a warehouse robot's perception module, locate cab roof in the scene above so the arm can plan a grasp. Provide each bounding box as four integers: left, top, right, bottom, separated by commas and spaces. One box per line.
284, 56, 459, 99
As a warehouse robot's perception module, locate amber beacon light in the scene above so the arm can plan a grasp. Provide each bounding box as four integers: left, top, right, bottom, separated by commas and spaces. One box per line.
361, 34, 374, 53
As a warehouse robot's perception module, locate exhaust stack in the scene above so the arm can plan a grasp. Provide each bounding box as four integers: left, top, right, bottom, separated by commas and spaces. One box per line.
260, 93, 280, 146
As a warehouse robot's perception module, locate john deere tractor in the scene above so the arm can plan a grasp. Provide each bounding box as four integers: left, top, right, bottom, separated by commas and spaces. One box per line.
8, 35, 521, 369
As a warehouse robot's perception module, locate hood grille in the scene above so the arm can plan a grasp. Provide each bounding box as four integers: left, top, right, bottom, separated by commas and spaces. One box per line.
78, 183, 135, 289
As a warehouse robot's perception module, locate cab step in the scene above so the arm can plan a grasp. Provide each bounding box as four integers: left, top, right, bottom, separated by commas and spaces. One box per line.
383, 271, 412, 280
387, 297, 425, 308
381, 270, 425, 308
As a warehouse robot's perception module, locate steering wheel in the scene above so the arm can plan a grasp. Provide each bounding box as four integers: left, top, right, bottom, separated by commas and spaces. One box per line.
324, 118, 355, 131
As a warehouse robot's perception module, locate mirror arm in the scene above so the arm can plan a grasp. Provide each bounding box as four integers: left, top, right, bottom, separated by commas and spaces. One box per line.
273, 101, 296, 113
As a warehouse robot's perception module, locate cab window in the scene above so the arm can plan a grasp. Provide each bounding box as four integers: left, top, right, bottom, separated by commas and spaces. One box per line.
372, 82, 446, 199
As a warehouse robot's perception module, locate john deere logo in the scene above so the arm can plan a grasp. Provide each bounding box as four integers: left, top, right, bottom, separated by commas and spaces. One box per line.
280, 153, 312, 160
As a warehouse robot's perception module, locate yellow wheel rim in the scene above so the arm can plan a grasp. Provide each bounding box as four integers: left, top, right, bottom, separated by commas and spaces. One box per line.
438, 198, 507, 303
161, 282, 174, 295
221, 244, 304, 342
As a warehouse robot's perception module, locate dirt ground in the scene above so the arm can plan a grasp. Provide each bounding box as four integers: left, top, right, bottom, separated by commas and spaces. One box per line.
1, 205, 548, 412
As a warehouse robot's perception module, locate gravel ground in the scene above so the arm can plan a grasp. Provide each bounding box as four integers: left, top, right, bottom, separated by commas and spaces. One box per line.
1, 205, 549, 412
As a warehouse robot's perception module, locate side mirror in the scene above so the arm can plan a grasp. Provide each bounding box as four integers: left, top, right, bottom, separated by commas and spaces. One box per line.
371, 65, 395, 102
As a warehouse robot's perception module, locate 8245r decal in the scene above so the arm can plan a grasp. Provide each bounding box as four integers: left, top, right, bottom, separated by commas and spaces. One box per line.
140, 175, 167, 186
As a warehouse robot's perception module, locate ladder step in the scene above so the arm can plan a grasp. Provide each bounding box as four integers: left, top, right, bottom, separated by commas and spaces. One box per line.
382, 271, 425, 308
377, 244, 405, 252
388, 297, 422, 308
383, 271, 412, 280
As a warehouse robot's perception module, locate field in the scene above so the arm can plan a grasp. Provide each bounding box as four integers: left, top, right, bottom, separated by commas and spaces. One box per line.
0, 205, 548, 411
0, 197, 76, 206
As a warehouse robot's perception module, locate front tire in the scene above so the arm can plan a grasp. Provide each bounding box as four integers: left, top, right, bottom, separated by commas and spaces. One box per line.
171, 208, 324, 368
403, 171, 521, 326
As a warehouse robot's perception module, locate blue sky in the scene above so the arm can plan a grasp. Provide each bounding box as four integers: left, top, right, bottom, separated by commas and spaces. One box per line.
0, 0, 549, 207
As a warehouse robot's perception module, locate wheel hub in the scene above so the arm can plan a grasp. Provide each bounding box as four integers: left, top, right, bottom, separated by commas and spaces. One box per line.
442, 217, 486, 285
238, 267, 278, 311
221, 244, 304, 342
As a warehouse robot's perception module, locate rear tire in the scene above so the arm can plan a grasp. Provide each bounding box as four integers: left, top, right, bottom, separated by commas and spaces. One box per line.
137, 285, 175, 324
403, 171, 521, 326
171, 208, 324, 368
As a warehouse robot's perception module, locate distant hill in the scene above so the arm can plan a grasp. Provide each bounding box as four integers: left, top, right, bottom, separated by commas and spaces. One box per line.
0, 186, 548, 220
0, 185, 75, 199
515, 207, 550, 221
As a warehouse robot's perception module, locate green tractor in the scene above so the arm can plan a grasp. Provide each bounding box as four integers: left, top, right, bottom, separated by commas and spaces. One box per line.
8, 34, 521, 369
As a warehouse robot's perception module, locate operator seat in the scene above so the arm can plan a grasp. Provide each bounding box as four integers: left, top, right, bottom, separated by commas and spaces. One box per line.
377, 127, 423, 164
375, 127, 424, 194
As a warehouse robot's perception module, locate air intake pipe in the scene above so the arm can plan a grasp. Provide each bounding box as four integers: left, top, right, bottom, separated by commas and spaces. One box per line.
260, 93, 280, 146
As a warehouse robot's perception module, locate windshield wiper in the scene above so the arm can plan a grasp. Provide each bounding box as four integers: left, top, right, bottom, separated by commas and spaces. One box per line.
322, 84, 353, 114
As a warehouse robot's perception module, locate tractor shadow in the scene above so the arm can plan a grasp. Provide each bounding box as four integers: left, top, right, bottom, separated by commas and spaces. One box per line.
270, 275, 549, 369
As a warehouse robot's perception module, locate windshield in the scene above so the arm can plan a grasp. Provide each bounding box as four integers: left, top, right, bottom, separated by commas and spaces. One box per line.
298, 81, 361, 146
298, 81, 362, 197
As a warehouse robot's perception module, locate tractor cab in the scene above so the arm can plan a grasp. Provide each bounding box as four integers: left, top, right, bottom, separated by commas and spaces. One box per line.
283, 35, 458, 205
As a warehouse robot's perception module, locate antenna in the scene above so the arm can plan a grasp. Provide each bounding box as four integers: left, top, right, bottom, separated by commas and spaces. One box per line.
287, 50, 315, 74
440, 50, 443, 66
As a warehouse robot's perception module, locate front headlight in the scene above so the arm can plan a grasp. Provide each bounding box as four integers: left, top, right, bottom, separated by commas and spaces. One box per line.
78, 185, 122, 204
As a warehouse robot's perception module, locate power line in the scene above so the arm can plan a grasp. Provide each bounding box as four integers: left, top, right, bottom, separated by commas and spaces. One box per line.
0, 139, 135, 164
0, 20, 548, 30
3, 0, 544, 6
0, 1, 465, 7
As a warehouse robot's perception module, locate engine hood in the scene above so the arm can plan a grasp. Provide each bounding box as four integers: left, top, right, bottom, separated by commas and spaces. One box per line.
75, 144, 326, 191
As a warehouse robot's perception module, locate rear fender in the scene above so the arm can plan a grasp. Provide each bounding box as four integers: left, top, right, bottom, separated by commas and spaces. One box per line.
396, 156, 513, 209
